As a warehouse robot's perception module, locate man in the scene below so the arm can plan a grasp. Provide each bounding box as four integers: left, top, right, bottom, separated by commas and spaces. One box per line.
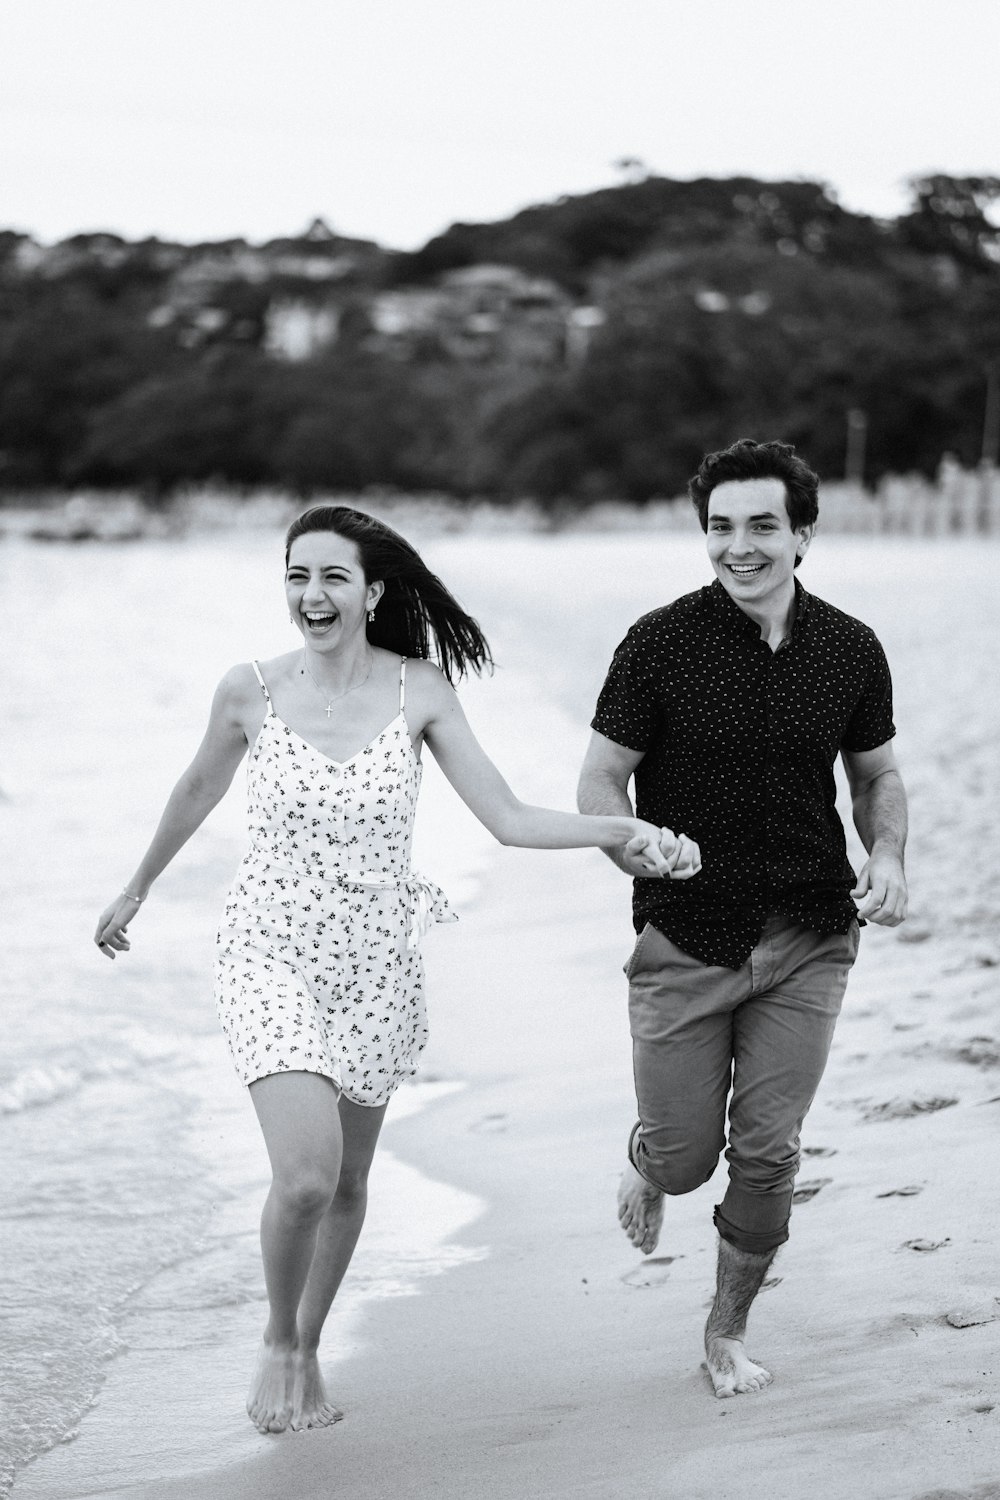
578, 438, 907, 1399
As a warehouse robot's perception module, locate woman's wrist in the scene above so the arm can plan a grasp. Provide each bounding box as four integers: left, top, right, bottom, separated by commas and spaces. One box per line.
610, 816, 643, 847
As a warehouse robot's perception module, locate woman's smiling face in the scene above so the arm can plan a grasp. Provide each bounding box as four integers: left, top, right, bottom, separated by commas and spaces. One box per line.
284, 531, 382, 649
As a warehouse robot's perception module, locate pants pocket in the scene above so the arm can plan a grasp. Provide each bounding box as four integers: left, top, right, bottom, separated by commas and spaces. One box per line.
623, 923, 654, 979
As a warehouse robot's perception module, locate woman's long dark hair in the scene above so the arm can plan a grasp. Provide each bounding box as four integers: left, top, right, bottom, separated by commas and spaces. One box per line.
285, 505, 493, 682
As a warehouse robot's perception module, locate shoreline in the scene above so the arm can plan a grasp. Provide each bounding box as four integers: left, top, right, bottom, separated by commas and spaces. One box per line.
2, 471, 997, 547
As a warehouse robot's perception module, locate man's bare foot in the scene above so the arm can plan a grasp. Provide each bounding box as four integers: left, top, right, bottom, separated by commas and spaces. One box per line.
247, 1340, 294, 1433
704, 1335, 772, 1399
290, 1350, 344, 1431
617, 1161, 664, 1254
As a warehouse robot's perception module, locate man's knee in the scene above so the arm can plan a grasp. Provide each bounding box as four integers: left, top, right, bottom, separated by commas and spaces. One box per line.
630, 1124, 719, 1197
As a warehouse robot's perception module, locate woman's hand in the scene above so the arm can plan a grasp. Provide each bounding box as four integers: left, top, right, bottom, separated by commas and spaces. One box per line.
94, 894, 144, 959
659, 827, 702, 879
625, 824, 702, 880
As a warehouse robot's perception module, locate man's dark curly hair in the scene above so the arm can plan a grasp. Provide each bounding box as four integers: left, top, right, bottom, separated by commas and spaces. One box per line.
688, 439, 820, 536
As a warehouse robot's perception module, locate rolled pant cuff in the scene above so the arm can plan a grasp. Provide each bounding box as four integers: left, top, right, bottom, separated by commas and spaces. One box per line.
626, 1120, 660, 1189
714, 1181, 793, 1256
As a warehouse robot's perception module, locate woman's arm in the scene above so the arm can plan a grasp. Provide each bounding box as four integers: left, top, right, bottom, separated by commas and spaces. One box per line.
417, 665, 698, 873
94, 668, 254, 958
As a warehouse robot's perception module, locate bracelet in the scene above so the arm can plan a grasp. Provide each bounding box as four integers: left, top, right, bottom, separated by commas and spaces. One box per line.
122, 888, 146, 903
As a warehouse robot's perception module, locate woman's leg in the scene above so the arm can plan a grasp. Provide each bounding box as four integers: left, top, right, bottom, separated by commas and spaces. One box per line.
290, 1094, 388, 1429
246, 1070, 343, 1433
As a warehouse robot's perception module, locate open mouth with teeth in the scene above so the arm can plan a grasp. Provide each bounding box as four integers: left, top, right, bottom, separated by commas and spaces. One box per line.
727, 563, 767, 579
304, 611, 338, 633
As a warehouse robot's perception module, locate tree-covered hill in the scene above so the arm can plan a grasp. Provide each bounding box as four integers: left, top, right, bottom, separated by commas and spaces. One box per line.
1, 176, 997, 500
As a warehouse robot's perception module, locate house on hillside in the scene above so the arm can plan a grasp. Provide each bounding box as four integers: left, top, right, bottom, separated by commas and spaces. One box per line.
143, 224, 382, 354
263, 300, 341, 360
367, 263, 575, 364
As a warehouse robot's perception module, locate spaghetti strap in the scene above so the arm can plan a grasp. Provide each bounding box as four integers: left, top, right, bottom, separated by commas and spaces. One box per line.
251, 660, 274, 713
399, 658, 407, 713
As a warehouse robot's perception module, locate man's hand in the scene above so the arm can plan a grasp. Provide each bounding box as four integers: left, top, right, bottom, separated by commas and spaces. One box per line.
621, 827, 702, 880
851, 848, 908, 926
658, 828, 702, 880
843, 744, 908, 927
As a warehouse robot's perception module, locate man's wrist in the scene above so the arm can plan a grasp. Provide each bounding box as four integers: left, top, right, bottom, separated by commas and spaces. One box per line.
870, 837, 905, 865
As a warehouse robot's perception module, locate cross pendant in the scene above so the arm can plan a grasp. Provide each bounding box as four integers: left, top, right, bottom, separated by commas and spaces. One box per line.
325, 704, 334, 717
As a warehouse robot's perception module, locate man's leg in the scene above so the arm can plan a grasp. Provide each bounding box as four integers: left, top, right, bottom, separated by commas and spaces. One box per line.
620, 925, 748, 1254
704, 1238, 779, 1397
704, 919, 859, 1397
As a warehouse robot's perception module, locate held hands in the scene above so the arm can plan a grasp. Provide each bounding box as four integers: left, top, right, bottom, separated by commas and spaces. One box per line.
94, 893, 144, 960
623, 824, 702, 881
851, 848, 908, 927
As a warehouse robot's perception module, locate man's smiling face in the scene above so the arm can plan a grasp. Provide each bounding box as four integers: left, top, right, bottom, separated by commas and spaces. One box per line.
706, 477, 812, 613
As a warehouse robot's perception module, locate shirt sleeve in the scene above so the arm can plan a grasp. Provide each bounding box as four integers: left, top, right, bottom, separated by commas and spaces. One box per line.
591, 622, 659, 752
841, 630, 896, 752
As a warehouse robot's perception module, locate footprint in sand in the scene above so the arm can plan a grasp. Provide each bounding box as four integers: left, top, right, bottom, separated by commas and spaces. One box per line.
802, 1145, 837, 1158
902, 1237, 950, 1252
861, 1096, 958, 1122
469, 1113, 508, 1134
621, 1256, 679, 1288
954, 1037, 1000, 1067
877, 1185, 923, 1198
946, 1302, 999, 1329
792, 1178, 831, 1203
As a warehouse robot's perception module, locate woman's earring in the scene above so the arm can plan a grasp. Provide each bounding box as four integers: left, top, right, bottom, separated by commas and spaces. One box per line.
368, 609, 375, 623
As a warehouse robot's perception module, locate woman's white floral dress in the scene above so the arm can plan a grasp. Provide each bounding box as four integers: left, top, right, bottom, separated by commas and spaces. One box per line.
214, 658, 454, 1106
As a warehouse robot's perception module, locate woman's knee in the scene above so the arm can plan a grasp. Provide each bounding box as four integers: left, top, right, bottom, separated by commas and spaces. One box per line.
333, 1162, 372, 1209
273, 1166, 339, 1220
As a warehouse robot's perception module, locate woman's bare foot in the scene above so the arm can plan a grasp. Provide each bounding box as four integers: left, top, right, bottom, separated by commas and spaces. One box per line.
704, 1334, 772, 1398
290, 1349, 344, 1431
617, 1160, 665, 1254
247, 1340, 295, 1433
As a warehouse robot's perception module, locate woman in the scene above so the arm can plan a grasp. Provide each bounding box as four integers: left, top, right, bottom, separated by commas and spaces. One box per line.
94, 505, 700, 1436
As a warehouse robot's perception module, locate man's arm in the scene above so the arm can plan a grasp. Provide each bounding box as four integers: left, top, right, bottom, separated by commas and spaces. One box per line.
841, 740, 908, 926
577, 730, 700, 880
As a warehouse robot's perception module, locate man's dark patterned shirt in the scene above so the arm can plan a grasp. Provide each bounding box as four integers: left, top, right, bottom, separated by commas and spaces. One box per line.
591, 579, 896, 968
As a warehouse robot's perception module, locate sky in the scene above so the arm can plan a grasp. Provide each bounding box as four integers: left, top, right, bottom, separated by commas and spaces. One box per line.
1, 0, 998, 250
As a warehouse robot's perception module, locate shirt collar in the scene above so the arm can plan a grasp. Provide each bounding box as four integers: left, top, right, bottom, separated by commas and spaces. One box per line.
706, 577, 811, 640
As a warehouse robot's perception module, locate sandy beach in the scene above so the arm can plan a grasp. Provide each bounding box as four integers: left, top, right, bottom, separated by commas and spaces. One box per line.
6, 528, 1000, 1499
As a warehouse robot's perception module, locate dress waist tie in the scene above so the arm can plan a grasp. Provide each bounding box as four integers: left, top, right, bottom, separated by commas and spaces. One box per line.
248, 848, 455, 949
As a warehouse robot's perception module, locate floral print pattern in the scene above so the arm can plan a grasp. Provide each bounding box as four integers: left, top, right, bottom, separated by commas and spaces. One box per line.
214, 659, 454, 1106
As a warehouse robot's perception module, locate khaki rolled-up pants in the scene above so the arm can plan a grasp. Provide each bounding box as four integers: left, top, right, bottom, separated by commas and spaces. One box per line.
626, 915, 859, 1255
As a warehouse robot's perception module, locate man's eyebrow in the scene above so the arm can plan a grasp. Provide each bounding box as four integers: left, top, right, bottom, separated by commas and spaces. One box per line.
709, 510, 784, 522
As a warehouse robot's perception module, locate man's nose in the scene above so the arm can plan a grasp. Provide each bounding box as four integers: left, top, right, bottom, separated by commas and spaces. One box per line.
729, 530, 755, 554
